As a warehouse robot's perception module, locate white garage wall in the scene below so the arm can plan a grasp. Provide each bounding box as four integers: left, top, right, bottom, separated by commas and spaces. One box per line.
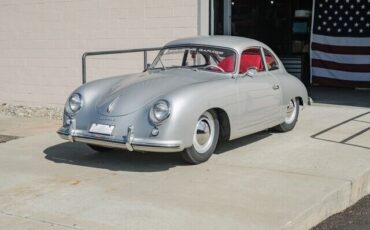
0, 0, 200, 106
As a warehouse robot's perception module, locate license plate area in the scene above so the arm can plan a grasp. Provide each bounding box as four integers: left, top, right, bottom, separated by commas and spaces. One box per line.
89, 123, 115, 135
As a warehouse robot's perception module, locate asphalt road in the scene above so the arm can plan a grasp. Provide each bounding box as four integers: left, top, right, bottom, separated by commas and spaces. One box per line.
313, 194, 370, 230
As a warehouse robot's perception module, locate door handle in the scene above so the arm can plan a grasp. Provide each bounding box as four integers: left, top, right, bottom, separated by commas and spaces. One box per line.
272, 84, 280, 90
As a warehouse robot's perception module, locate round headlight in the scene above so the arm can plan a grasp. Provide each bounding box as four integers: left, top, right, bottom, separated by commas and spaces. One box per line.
69, 93, 82, 113
151, 100, 170, 123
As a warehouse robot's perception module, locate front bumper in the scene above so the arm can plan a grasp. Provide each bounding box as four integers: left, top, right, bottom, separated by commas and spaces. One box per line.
57, 125, 183, 153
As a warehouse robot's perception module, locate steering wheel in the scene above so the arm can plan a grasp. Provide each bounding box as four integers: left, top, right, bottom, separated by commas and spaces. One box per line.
203, 65, 225, 73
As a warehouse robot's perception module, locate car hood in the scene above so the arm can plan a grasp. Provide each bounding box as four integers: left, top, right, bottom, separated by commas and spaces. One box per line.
95, 69, 223, 116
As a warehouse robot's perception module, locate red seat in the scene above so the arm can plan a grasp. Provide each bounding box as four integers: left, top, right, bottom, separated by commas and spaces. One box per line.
239, 54, 264, 73
265, 55, 274, 65
218, 56, 235, 73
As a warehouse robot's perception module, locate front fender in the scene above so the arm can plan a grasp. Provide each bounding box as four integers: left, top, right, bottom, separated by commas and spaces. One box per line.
157, 78, 238, 148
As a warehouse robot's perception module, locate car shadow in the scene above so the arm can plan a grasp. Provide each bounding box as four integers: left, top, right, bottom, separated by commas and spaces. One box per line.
43, 142, 187, 172
215, 130, 272, 154
44, 131, 272, 172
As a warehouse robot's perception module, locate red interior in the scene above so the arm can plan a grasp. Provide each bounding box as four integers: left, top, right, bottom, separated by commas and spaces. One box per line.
217, 56, 235, 73
239, 54, 264, 73
217, 54, 264, 73
265, 55, 274, 67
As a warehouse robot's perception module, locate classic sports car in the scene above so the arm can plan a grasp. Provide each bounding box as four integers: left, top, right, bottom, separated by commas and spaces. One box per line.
58, 36, 308, 164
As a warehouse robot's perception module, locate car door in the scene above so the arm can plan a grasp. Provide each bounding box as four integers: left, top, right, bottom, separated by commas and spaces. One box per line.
236, 47, 282, 135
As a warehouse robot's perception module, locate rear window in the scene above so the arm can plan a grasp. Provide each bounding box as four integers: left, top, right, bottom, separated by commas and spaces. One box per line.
263, 49, 279, 71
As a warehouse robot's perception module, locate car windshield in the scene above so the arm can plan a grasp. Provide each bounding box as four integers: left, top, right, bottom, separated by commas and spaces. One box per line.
150, 46, 236, 73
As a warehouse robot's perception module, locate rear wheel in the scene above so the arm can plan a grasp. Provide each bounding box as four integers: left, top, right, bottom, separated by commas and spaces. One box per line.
274, 98, 299, 132
181, 111, 219, 164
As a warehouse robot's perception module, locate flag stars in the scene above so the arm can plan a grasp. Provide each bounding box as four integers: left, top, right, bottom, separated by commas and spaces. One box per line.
315, 2, 369, 36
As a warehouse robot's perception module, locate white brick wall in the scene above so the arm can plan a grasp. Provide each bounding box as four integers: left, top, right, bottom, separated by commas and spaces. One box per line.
0, 0, 199, 106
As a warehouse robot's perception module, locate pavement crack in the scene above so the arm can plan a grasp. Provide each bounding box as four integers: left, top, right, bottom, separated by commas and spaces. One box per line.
218, 163, 352, 183
0, 210, 83, 230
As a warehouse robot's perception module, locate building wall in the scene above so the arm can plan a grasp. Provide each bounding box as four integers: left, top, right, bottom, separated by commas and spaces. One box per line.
0, 0, 200, 106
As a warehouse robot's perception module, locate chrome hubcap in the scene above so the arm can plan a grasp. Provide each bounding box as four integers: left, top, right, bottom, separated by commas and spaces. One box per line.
285, 99, 297, 124
193, 112, 215, 154
196, 119, 211, 145
287, 100, 294, 116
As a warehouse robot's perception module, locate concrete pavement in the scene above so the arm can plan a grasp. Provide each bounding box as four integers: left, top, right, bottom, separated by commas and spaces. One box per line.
0, 115, 60, 137
0, 104, 369, 230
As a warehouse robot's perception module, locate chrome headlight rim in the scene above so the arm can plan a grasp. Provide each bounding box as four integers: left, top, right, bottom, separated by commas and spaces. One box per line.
150, 100, 171, 125
68, 93, 83, 114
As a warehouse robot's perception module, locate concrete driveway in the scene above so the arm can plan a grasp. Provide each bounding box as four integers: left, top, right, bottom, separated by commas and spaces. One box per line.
0, 103, 369, 230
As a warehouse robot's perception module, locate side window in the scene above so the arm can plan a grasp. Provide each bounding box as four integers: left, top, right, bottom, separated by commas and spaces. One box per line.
263, 49, 279, 71
239, 48, 265, 74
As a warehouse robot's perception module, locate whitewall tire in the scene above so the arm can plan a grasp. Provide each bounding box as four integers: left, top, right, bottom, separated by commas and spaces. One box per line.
181, 111, 219, 164
274, 98, 299, 132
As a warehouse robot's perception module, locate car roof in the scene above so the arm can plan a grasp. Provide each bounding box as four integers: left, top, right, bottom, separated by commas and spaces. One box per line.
164, 36, 270, 54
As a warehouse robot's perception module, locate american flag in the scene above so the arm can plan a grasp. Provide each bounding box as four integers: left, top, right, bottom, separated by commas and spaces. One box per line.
311, 0, 370, 87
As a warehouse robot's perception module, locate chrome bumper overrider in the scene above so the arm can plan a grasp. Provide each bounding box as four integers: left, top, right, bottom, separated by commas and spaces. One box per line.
57, 125, 183, 153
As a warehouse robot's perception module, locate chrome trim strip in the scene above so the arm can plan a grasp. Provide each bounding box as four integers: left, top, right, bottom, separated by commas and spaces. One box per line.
57, 127, 183, 152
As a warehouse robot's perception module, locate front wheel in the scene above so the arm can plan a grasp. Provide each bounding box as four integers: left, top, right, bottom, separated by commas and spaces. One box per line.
274, 98, 299, 132
181, 111, 219, 164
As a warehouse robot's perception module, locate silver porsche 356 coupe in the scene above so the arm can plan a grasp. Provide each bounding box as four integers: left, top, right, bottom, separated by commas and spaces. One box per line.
58, 36, 308, 164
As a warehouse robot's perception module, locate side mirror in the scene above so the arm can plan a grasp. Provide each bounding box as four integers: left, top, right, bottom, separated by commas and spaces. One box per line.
245, 67, 257, 77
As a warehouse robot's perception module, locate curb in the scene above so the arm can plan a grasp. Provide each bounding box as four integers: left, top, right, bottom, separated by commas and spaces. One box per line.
283, 168, 370, 229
